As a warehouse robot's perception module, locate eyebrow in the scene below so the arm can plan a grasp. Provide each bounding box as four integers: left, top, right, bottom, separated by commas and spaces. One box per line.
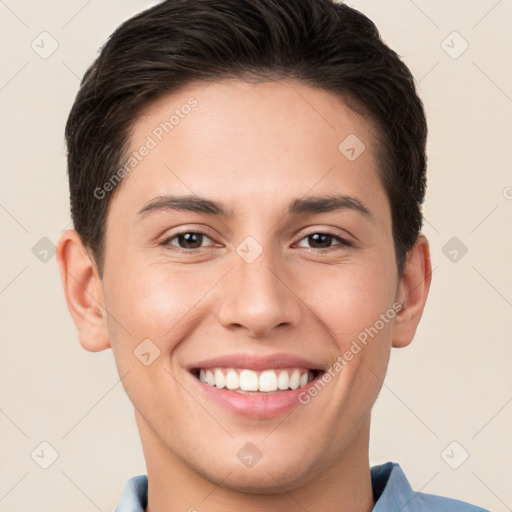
137, 195, 233, 218
288, 194, 372, 218
136, 193, 373, 220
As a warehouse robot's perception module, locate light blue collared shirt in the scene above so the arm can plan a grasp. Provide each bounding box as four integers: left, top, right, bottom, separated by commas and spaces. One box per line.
115, 461, 490, 511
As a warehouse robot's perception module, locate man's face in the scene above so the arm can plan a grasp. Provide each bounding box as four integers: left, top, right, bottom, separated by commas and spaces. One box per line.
100, 79, 401, 491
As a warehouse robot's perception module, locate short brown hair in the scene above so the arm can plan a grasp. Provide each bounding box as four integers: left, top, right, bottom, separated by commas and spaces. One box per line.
65, 0, 427, 276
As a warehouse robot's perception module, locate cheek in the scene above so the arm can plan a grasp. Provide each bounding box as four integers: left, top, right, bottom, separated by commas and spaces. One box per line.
101, 263, 216, 410
103, 261, 219, 355
305, 255, 398, 345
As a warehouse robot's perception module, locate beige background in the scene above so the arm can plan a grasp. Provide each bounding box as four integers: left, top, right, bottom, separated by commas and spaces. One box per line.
1, 0, 511, 510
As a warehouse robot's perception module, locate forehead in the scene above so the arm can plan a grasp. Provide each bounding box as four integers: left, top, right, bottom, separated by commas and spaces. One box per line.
112, 79, 388, 220
134, 78, 377, 161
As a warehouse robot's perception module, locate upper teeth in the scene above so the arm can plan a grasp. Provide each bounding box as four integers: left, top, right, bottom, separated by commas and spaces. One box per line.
198, 368, 314, 393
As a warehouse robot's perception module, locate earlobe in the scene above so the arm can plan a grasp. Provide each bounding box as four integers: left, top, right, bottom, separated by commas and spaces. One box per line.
56, 230, 111, 352
392, 235, 432, 348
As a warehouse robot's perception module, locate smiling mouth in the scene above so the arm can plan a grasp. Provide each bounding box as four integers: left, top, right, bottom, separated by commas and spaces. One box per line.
191, 367, 323, 394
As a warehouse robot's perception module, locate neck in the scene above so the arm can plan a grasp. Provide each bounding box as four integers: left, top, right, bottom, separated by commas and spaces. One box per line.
137, 413, 375, 512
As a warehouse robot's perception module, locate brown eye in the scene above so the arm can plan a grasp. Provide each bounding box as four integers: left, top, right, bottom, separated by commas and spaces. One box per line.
307, 233, 334, 249
163, 231, 213, 249
296, 232, 352, 250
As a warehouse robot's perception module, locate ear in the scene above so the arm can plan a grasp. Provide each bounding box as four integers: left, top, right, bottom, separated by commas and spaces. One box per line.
392, 234, 432, 348
56, 230, 110, 352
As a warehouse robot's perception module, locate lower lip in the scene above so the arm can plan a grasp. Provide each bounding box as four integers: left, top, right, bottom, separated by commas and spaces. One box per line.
188, 371, 324, 418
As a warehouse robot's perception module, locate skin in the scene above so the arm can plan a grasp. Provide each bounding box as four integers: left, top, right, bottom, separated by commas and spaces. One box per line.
57, 79, 431, 512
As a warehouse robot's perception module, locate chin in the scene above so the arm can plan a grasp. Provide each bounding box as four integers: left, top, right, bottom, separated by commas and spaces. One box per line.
198, 455, 319, 495
219, 469, 303, 495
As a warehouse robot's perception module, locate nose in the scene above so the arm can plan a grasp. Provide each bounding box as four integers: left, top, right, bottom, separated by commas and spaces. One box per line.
215, 249, 302, 338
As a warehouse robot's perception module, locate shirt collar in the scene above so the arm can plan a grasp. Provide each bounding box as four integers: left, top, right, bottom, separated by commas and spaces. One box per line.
371, 462, 415, 511
115, 462, 417, 512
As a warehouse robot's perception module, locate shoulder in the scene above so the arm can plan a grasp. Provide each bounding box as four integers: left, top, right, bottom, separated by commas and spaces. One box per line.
371, 462, 490, 512
407, 491, 490, 511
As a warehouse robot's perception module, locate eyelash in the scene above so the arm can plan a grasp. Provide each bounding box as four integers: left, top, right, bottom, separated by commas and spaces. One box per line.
160, 229, 353, 253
